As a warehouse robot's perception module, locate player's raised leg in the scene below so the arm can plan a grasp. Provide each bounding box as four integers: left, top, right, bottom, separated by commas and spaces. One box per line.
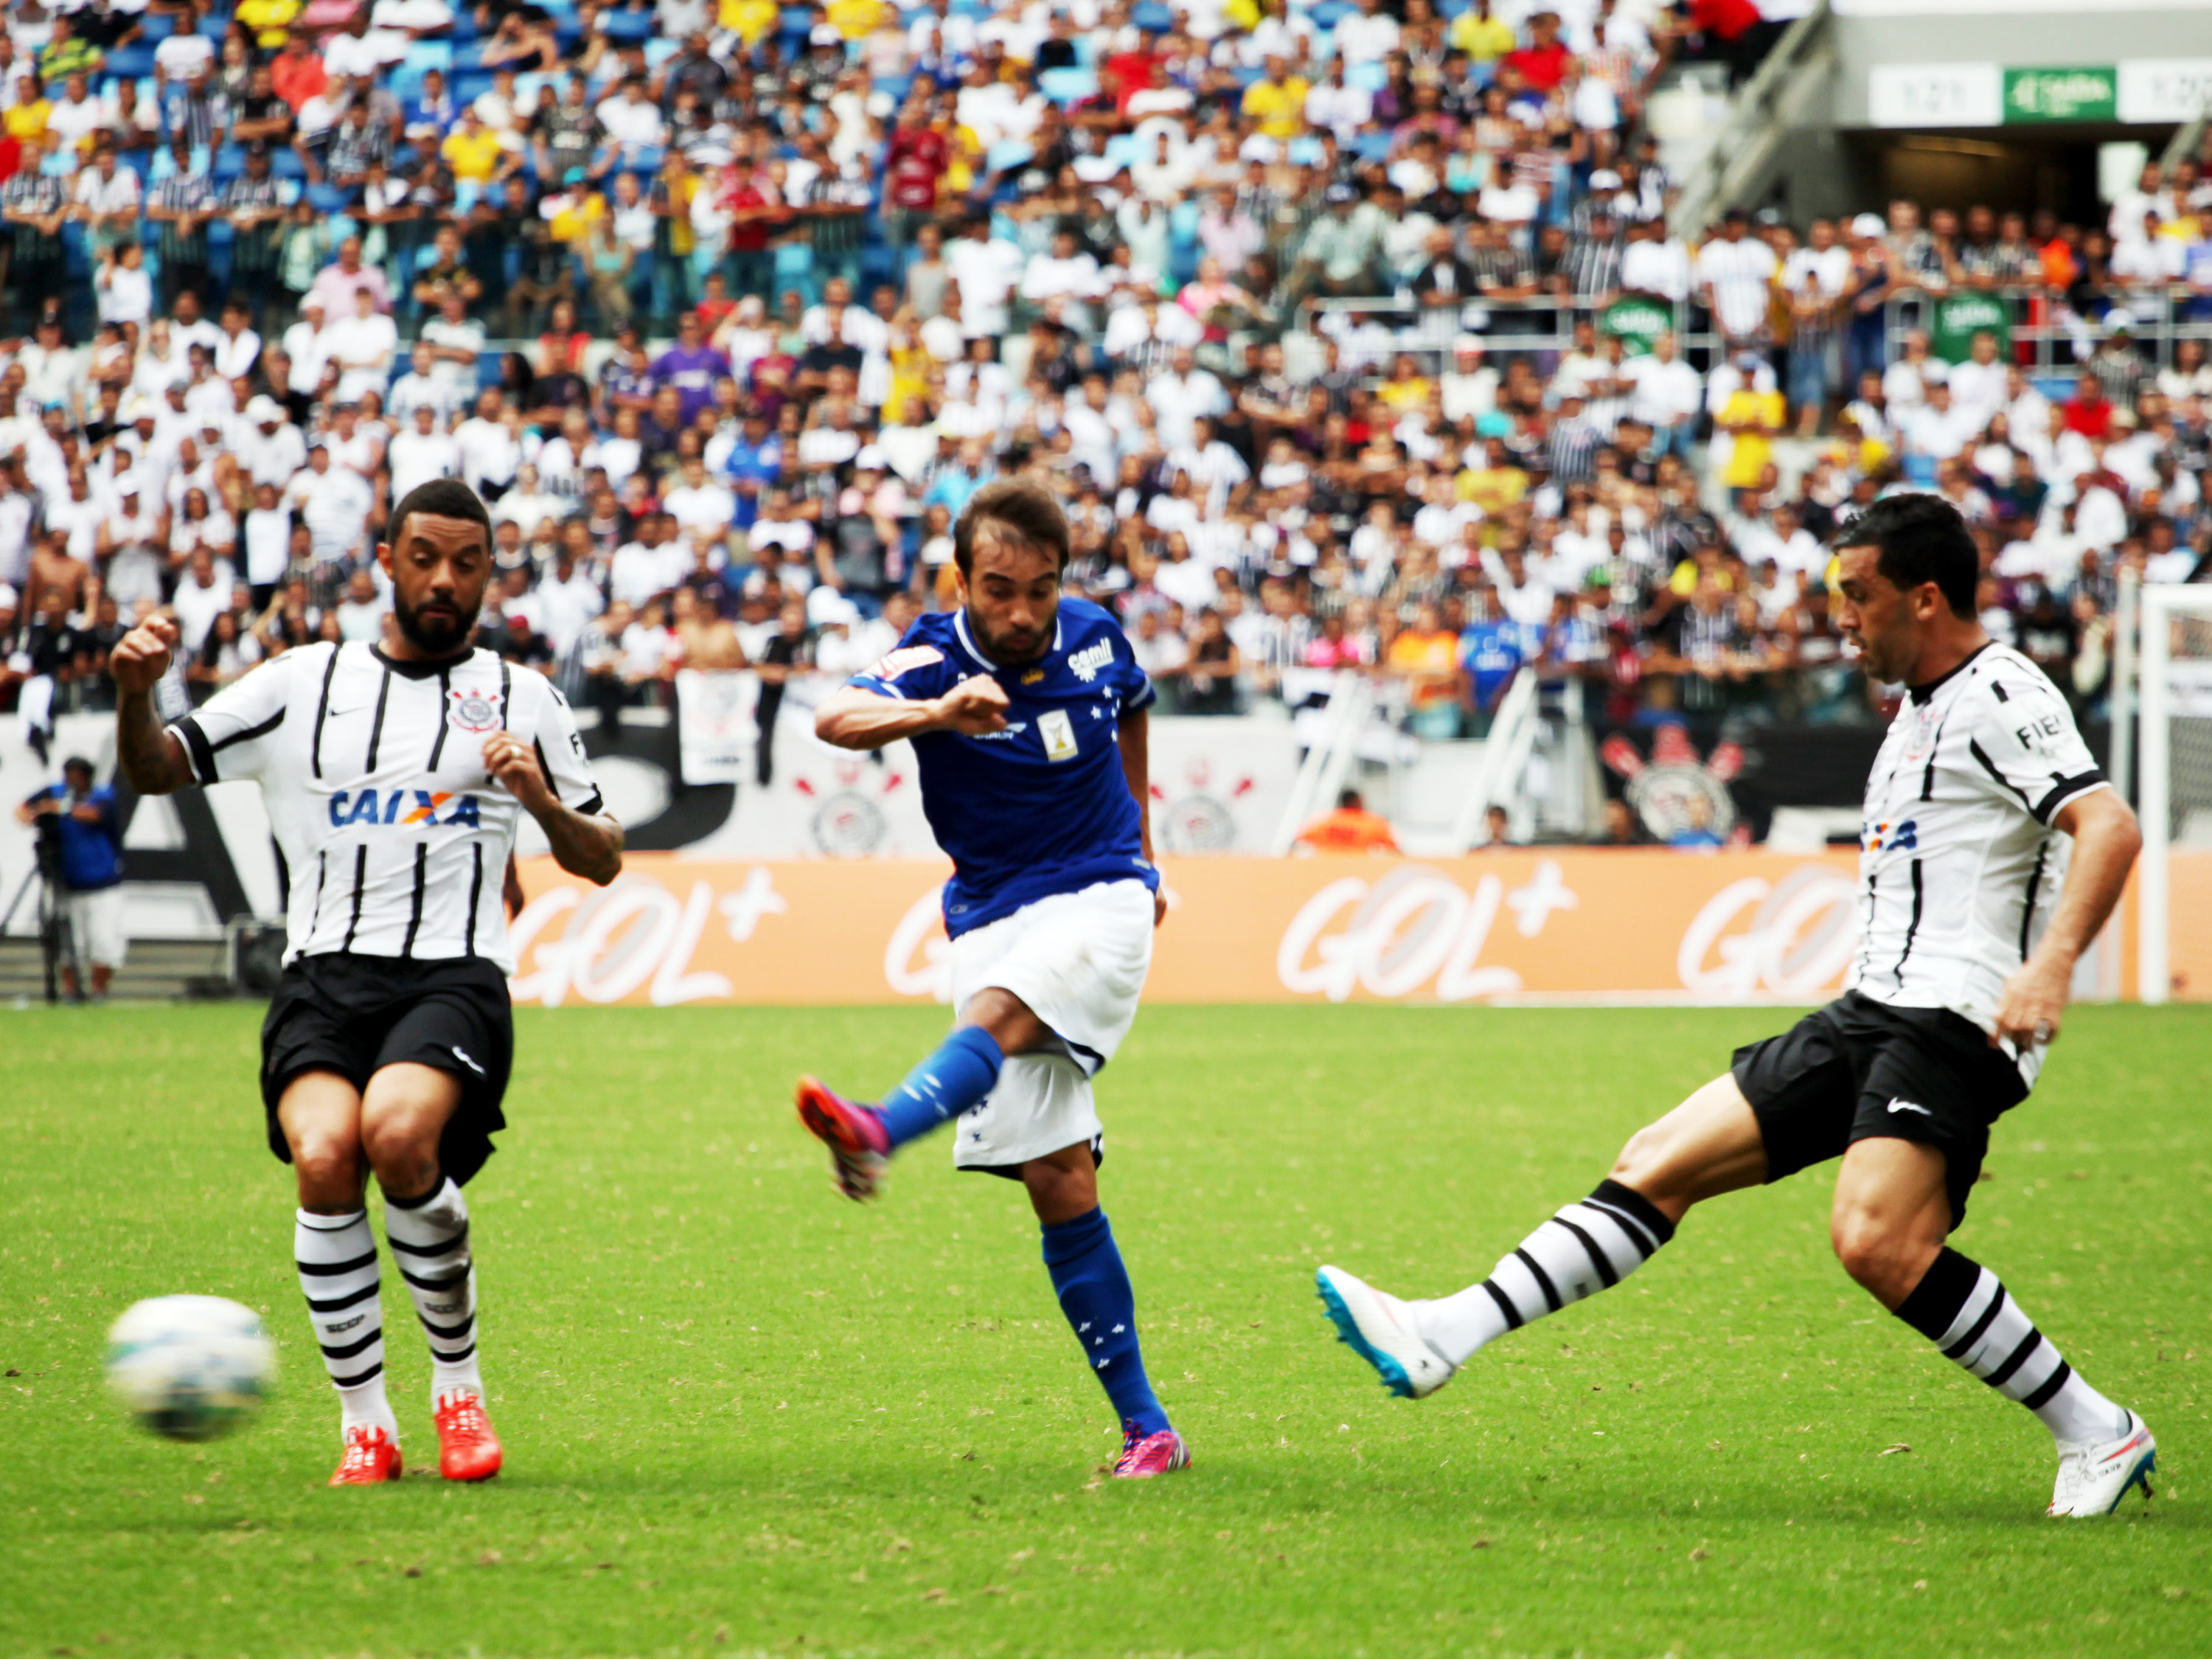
1834, 1138, 2152, 1518
1318, 1074, 1767, 1397
361, 1062, 502, 1483
280, 1074, 403, 1486
797, 990, 1047, 1199
1023, 1140, 1186, 1478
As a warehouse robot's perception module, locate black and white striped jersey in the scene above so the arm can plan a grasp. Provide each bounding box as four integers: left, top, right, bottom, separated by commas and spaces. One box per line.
169, 641, 602, 973
1850, 642, 2106, 1084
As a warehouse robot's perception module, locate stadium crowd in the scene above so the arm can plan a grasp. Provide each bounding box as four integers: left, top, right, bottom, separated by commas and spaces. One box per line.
1, 0, 2211, 765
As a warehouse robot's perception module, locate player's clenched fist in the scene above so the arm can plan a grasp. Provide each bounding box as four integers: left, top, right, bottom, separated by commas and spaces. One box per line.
111, 616, 179, 694
932, 674, 1010, 735
482, 731, 553, 813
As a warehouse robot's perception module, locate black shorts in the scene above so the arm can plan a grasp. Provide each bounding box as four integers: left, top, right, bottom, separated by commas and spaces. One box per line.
1731, 990, 2029, 1228
260, 953, 515, 1186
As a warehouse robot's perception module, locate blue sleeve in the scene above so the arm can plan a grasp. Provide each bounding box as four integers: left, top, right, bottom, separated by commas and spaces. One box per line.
846, 628, 960, 702
88, 786, 121, 838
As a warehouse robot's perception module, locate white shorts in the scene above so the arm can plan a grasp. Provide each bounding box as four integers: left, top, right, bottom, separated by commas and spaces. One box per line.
947, 878, 1155, 1173
66, 885, 128, 971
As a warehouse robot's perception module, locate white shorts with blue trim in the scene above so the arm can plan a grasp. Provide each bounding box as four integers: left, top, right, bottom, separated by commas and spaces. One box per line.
947, 878, 1155, 1173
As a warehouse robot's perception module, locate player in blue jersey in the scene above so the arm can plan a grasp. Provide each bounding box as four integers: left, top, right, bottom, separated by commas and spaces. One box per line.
794, 479, 1188, 1479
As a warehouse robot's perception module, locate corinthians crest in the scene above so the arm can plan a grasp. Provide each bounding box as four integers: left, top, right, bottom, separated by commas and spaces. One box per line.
447, 687, 504, 733
1601, 726, 1746, 844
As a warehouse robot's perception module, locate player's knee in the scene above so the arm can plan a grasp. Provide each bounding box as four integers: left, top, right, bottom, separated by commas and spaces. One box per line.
291, 1137, 362, 1204
1609, 1121, 1676, 1194
1829, 1208, 1931, 1304
358, 1108, 441, 1188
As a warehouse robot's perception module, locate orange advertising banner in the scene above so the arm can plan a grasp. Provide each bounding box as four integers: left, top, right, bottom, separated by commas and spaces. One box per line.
510, 849, 1923, 1008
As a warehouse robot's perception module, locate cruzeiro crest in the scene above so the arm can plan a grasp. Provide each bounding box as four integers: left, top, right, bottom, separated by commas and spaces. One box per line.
448, 687, 504, 734
1601, 726, 1744, 843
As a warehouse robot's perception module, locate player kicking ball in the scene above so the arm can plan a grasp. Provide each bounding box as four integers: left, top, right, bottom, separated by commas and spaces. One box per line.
1317, 496, 2157, 1519
111, 480, 623, 1485
793, 480, 1188, 1479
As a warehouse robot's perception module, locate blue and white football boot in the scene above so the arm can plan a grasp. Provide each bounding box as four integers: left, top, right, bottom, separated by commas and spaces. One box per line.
1315, 1265, 1455, 1399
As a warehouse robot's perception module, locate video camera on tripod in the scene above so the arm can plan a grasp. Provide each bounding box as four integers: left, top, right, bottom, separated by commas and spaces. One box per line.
4, 787, 77, 1004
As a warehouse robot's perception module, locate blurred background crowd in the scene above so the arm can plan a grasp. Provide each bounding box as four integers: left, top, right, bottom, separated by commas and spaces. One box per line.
1, 0, 2210, 769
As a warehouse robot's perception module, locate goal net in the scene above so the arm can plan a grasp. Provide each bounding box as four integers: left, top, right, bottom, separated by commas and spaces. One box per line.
2138, 585, 2212, 1004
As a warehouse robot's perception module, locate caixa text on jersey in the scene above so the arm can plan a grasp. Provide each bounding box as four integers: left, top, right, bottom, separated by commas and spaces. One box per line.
326, 788, 487, 829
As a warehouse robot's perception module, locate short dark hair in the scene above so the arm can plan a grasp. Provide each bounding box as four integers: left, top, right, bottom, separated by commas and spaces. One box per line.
1337, 787, 1363, 810
1835, 493, 1978, 619
388, 479, 493, 557
953, 478, 1071, 578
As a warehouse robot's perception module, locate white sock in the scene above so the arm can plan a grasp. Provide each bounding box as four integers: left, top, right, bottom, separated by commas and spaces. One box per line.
1414, 1180, 1677, 1367
295, 1209, 397, 1440
382, 1176, 483, 1402
1900, 1251, 2131, 1447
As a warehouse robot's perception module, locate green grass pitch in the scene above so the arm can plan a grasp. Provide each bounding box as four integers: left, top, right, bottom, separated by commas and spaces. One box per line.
2, 1002, 2208, 1658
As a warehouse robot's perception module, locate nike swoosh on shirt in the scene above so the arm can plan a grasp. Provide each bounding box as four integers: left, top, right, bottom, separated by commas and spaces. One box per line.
1885, 1099, 1933, 1116
450, 1045, 486, 1077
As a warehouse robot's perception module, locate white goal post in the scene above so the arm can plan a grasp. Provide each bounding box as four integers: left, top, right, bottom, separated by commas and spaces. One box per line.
2138, 582, 2212, 1006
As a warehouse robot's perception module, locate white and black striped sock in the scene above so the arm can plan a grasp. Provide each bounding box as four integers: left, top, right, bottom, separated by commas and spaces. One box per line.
383, 1177, 482, 1402
1895, 1247, 2129, 1447
295, 1209, 397, 1438
1413, 1179, 1677, 1367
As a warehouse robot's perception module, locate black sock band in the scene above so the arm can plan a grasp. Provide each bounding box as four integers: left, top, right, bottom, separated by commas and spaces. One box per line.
380, 1176, 446, 1209
1589, 1178, 1676, 1246
1893, 1245, 1981, 1343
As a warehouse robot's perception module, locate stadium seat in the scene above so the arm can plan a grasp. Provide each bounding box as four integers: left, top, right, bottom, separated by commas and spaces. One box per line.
140, 14, 175, 40
1039, 68, 1098, 107
404, 41, 454, 72
1130, 2, 1173, 31
199, 11, 231, 38
602, 10, 653, 42
1352, 130, 1394, 163
104, 44, 159, 80
1309, 0, 1354, 24
212, 142, 246, 182
271, 147, 305, 180
451, 69, 496, 103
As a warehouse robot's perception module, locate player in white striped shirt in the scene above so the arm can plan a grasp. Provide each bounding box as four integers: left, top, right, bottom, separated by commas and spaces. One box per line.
110, 480, 624, 1486
1318, 495, 2157, 1519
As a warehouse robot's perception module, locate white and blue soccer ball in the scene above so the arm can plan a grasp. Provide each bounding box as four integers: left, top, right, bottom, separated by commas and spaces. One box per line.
105, 1295, 276, 1442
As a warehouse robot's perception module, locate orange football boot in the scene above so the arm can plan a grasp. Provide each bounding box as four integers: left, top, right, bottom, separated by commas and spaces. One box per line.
330, 1425, 403, 1486
434, 1390, 504, 1481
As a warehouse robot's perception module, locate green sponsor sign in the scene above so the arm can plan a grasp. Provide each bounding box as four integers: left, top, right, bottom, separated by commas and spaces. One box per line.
1601, 296, 1673, 356
2003, 66, 2117, 124
1930, 291, 2012, 365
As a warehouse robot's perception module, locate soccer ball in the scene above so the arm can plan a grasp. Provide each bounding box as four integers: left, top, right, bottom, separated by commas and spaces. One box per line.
105, 1295, 276, 1442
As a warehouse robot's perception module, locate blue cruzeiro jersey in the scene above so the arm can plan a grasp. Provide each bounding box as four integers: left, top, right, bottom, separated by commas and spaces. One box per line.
847, 597, 1159, 936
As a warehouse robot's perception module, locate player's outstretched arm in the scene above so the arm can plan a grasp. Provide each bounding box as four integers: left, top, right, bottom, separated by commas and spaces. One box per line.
482, 732, 625, 887
1118, 706, 1167, 928
110, 618, 197, 796
1992, 787, 2141, 1050
814, 675, 1009, 751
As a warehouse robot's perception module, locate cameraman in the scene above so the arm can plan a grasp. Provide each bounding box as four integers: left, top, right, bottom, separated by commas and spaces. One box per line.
15, 757, 127, 1001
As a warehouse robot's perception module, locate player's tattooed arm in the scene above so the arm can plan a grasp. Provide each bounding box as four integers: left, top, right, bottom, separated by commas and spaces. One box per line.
108, 617, 197, 795
814, 675, 1009, 750
1992, 787, 2141, 1051
481, 733, 625, 886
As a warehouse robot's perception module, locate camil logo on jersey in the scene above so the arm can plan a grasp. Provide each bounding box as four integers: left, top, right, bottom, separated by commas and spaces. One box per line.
447, 687, 504, 733
327, 787, 484, 828
1066, 639, 1115, 683
1863, 818, 1917, 852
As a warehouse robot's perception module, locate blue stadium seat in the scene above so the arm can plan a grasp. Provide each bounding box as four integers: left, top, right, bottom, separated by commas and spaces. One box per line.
198, 11, 230, 38
1038, 68, 1097, 106
1352, 129, 1394, 163
404, 41, 454, 72
1309, 0, 1354, 25
272, 147, 306, 179
451, 69, 496, 103
601, 10, 653, 42
1130, 2, 1173, 32
103, 43, 159, 80
140, 14, 175, 39
307, 182, 357, 215
212, 142, 246, 182
451, 41, 488, 72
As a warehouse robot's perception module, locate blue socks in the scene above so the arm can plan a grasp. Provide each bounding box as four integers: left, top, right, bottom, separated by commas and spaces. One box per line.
876, 1025, 1004, 1150
1042, 1207, 1170, 1436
